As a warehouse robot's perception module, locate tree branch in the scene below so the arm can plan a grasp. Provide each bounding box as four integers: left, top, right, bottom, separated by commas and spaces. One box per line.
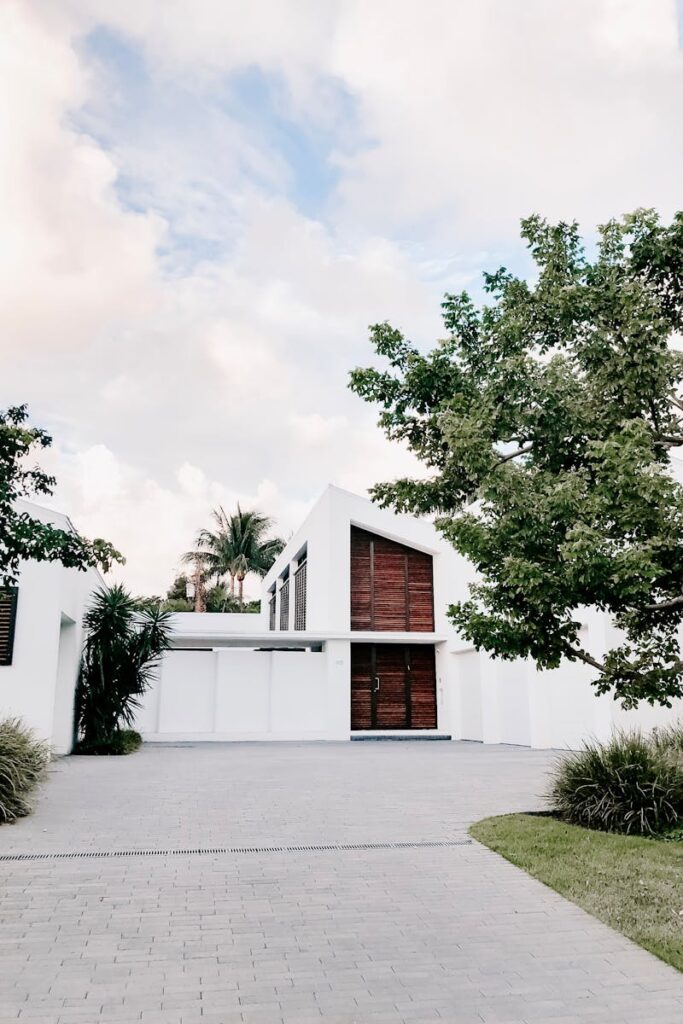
643, 595, 683, 612
494, 443, 534, 467
563, 643, 605, 673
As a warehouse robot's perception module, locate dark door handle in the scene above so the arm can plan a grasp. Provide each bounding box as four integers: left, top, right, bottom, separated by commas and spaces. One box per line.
373, 675, 380, 693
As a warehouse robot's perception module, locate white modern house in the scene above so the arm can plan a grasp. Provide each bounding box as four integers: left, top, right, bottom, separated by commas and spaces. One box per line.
0, 501, 104, 753
136, 485, 682, 749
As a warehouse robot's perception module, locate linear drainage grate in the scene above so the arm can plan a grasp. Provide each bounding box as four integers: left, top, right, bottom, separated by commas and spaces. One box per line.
0, 838, 471, 862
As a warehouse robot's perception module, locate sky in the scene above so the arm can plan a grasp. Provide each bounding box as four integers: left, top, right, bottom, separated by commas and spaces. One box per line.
2, 0, 683, 596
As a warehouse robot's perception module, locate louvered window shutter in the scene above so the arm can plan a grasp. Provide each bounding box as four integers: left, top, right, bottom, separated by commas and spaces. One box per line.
0, 588, 19, 666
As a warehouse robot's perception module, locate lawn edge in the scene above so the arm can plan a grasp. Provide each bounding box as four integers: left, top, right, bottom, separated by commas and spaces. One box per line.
469, 812, 683, 975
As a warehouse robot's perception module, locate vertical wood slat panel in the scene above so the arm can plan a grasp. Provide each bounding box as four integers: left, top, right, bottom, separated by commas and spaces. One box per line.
406, 551, 435, 632
374, 645, 409, 728
372, 540, 408, 630
350, 529, 373, 630
350, 527, 434, 632
350, 644, 372, 729
408, 645, 437, 728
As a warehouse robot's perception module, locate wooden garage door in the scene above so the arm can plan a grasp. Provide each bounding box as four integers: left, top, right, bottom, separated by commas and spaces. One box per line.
351, 643, 437, 730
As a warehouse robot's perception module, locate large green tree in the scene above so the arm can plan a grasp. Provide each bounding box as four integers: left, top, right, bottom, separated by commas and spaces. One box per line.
350, 210, 683, 708
0, 404, 122, 587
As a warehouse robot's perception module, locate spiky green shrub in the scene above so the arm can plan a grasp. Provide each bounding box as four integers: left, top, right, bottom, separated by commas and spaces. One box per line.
550, 732, 683, 836
75, 585, 172, 753
0, 718, 50, 824
73, 728, 142, 757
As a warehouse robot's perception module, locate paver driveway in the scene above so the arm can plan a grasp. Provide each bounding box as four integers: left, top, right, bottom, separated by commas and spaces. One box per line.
1, 742, 681, 1024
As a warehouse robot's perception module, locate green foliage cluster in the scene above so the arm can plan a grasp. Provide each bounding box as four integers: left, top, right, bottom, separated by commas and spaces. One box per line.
0, 717, 50, 823
350, 210, 683, 706
550, 728, 683, 836
74, 728, 142, 756
0, 404, 123, 587
75, 585, 172, 753
138, 576, 261, 613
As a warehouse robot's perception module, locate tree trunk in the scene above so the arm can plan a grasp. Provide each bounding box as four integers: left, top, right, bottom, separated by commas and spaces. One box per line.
194, 567, 206, 613
237, 575, 244, 606
229, 573, 235, 596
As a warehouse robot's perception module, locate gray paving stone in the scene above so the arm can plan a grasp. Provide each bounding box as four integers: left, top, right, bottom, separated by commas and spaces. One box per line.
0, 742, 681, 1024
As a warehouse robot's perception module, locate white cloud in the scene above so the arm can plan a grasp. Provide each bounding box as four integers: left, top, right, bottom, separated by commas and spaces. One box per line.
4, 0, 683, 596
329, 0, 683, 240
45, 443, 316, 596
289, 413, 348, 447
40, 0, 683, 243
0, 1, 163, 352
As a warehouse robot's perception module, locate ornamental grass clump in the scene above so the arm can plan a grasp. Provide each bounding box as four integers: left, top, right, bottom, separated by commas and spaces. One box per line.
651, 722, 683, 757
550, 731, 683, 837
0, 717, 50, 824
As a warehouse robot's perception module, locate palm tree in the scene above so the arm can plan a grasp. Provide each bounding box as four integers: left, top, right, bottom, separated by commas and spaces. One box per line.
181, 553, 208, 612
75, 585, 173, 750
183, 504, 284, 608
227, 505, 285, 604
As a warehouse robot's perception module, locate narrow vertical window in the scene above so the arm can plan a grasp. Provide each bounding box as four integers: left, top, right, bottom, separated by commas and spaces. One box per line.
279, 577, 290, 631
0, 588, 19, 666
294, 555, 307, 630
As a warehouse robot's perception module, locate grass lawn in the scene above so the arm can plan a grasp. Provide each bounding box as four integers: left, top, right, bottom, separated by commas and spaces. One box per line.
470, 813, 683, 973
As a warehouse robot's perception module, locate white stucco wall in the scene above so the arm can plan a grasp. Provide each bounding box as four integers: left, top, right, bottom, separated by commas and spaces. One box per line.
450, 633, 683, 749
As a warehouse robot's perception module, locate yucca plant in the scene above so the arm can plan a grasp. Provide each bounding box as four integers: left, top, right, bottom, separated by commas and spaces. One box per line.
550, 731, 683, 836
75, 585, 172, 754
0, 717, 50, 823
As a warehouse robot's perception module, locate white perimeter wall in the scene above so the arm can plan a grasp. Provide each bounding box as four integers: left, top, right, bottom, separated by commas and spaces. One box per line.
448, 623, 683, 749
135, 641, 351, 741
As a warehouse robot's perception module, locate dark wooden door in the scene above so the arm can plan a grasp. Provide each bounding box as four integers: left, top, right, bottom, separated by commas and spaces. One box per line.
351, 643, 373, 730
407, 645, 438, 729
375, 645, 409, 728
351, 643, 437, 730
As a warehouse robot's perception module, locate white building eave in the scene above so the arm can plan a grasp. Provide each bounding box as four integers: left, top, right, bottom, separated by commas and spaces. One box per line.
170, 629, 448, 648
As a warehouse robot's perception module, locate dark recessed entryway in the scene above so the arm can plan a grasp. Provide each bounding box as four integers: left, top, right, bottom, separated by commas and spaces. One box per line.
351, 643, 437, 730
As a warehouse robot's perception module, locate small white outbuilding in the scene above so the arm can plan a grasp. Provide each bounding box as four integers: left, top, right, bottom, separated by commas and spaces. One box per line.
0, 500, 103, 754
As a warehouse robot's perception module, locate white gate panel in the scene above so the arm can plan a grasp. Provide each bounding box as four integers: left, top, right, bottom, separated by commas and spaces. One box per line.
215, 650, 270, 733
270, 652, 326, 733
453, 650, 483, 741
496, 659, 531, 746
158, 650, 215, 733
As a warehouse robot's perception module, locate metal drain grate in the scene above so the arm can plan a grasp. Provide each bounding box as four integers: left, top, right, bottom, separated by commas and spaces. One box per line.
0, 838, 471, 862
